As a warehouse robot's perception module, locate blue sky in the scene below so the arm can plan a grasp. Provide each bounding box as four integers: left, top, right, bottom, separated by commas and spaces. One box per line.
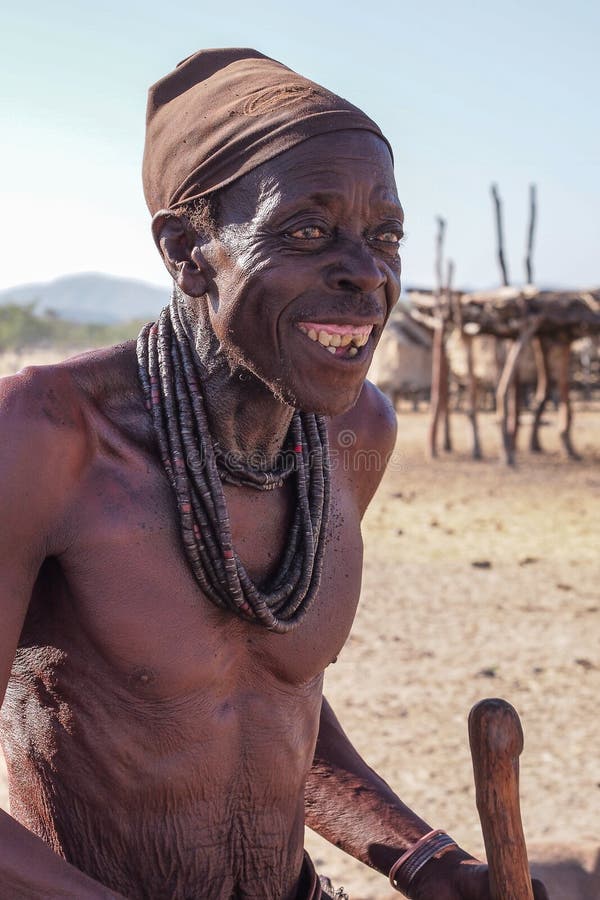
1, 0, 598, 293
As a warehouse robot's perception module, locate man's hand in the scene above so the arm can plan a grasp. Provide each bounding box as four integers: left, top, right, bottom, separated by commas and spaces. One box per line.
407, 847, 549, 900
307, 700, 549, 900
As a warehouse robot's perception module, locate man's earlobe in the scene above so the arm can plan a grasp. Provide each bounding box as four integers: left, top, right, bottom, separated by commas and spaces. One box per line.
151, 210, 209, 297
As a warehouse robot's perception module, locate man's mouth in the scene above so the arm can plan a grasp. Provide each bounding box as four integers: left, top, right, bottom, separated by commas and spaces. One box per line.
295, 321, 374, 359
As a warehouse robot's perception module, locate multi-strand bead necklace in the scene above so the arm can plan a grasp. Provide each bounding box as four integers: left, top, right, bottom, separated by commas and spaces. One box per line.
136, 293, 331, 633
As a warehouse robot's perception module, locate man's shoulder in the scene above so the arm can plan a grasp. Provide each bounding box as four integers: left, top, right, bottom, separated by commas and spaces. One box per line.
1, 359, 81, 429
329, 379, 397, 456
0, 359, 91, 481
328, 381, 397, 515
0, 341, 139, 431
0, 341, 145, 555
0, 343, 134, 472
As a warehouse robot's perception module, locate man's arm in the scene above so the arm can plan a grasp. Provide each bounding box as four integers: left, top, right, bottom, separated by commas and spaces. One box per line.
313, 384, 547, 899
0, 810, 127, 900
307, 699, 548, 900
305, 696, 432, 869
0, 368, 126, 899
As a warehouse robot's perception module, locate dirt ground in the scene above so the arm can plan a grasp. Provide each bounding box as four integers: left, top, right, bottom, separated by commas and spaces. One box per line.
302, 404, 600, 898
0, 362, 598, 897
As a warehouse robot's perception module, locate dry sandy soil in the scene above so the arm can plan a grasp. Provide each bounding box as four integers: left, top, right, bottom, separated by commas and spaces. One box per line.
1, 349, 598, 897
301, 405, 600, 898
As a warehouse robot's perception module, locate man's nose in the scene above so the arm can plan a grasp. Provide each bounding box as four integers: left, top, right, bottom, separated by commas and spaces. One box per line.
323, 241, 386, 294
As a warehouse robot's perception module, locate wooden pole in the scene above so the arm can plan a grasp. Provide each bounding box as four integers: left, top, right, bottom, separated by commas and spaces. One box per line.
529, 336, 550, 452
491, 184, 510, 287
442, 349, 452, 452
493, 338, 505, 412
524, 184, 537, 285
428, 322, 444, 459
557, 341, 580, 460
442, 259, 454, 453
507, 373, 521, 456
580, 338, 593, 402
469, 699, 535, 900
465, 335, 482, 458
496, 320, 539, 465
452, 276, 482, 459
435, 216, 446, 303
428, 217, 447, 459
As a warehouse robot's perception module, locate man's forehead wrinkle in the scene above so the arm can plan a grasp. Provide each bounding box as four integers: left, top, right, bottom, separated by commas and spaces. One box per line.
214, 130, 397, 227
271, 162, 395, 191
217, 154, 400, 233
305, 185, 402, 210
375, 187, 404, 220
216, 169, 280, 227
252, 175, 284, 224
260, 184, 403, 222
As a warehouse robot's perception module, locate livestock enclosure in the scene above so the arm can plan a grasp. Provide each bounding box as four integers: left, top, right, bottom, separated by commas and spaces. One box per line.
369, 293, 600, 466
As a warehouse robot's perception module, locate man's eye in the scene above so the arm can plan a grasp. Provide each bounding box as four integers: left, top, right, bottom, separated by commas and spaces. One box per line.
375, 231, 402, 244
288, 225, 327, 240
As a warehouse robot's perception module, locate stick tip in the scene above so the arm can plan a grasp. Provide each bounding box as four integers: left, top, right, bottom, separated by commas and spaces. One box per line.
468, 697, 524, 757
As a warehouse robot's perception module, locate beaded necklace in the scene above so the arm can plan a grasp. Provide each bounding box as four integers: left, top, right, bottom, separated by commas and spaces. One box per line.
136, 294, 331, 633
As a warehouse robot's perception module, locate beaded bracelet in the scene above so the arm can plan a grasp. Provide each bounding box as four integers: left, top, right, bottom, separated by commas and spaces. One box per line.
388, 829, 457, 894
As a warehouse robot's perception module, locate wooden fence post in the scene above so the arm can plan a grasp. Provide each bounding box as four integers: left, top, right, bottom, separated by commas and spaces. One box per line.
496, 320, 539, 465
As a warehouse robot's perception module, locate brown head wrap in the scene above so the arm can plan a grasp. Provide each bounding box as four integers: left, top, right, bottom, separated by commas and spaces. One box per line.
142, 48, 393, 215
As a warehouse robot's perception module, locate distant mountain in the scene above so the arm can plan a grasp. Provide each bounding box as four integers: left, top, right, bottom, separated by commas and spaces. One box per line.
0, 273, 169, 324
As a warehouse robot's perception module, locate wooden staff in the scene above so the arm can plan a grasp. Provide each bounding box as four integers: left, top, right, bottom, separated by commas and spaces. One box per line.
469, 698, 534, 900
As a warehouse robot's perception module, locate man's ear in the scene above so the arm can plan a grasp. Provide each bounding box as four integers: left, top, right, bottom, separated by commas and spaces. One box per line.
151, 210, 210, 298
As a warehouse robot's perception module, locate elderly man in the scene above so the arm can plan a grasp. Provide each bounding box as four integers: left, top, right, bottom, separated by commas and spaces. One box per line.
0, 50, 546, 899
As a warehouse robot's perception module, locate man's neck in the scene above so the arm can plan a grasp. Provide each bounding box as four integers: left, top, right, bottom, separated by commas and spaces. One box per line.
178, 293, 295, 468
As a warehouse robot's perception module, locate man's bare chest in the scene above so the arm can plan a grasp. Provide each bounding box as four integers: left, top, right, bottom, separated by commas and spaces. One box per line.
37, 448, 364, 692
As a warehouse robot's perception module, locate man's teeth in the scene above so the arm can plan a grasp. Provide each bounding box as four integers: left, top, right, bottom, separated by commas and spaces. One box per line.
298, 324, 372, 352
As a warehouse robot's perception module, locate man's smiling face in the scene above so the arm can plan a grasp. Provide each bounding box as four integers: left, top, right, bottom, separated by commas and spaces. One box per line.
199, 129, 403, 416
